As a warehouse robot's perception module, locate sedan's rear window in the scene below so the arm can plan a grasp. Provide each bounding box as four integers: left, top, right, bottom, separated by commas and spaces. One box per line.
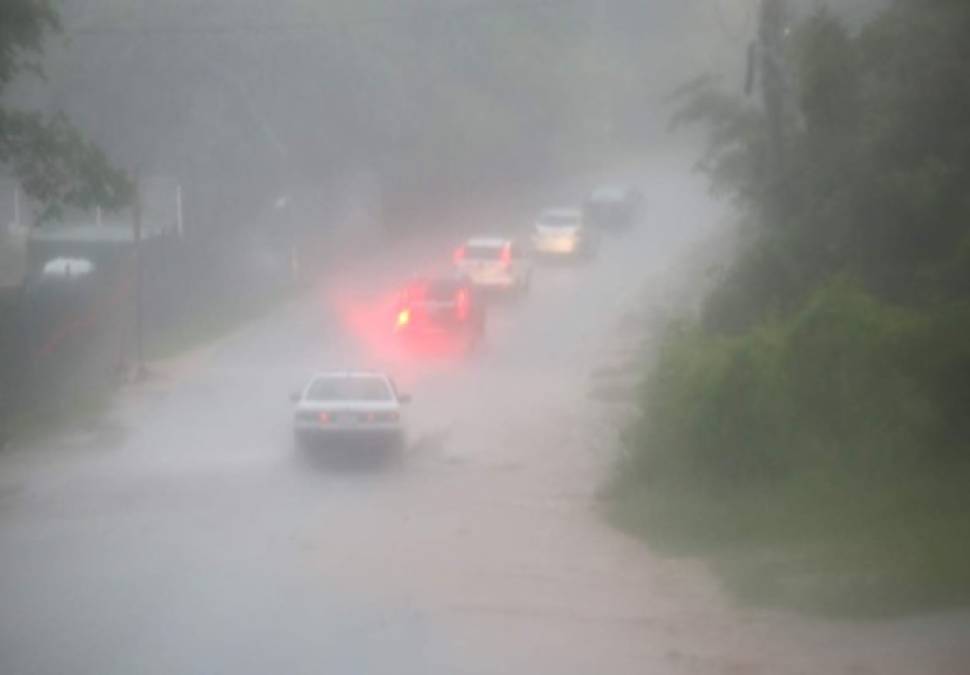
426, 280, 461, 301
538, 213, 581, 227
590, 187, 627, 202
465, 245, 503, 260
307, 376, 393, 402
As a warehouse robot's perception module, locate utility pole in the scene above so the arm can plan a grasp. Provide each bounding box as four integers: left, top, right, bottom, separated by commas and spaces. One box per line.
132, 180, 145, 380
586, 0, 611, 155
13, 184, 20, 230
758, 0, 790, 174
175, 183, 184, 239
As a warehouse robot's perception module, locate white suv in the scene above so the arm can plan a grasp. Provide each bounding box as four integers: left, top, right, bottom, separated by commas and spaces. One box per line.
531, 208, 599, 258
453, 237, 532, 294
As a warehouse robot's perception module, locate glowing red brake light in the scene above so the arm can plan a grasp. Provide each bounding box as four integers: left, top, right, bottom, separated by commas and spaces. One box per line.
396, 308, 411, 330
500, 243, 512, 265
455, 289, 469, 321
453, 246, 466, 264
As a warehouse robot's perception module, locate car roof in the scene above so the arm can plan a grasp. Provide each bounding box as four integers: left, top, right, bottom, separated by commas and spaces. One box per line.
465, 237, 511, 247
539, 208, 583, 218
311, 370, 389, 380
407, 271, 466, 284
403, 276, 466, 299
591, 185, 629, 200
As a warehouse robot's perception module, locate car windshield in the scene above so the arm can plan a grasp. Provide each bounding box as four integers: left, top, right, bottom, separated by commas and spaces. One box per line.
591, 188, 626, 202
464, 244, 503, 260
307, 376, 392, 402
425, 280, 461, 302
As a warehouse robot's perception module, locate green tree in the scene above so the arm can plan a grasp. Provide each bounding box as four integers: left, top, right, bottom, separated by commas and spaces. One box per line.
614, 1, 970, 616
0, 0, 131, 222
676, 0, 970, 327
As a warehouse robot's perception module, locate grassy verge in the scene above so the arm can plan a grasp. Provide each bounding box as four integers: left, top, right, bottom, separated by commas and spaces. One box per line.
608, 280, 970, 618
2, 385, 114, 446
0, 286, 298, 446
610, 466, 970, 618
146, 285, 296, 361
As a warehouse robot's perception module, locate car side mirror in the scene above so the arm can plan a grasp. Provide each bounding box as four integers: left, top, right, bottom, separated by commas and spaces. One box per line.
398, 394, 413, 405
290, 391, 301, 403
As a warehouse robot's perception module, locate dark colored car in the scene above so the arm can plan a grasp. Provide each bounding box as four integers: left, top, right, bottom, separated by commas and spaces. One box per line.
393, 276, 486, 353
584, 186, 644, 231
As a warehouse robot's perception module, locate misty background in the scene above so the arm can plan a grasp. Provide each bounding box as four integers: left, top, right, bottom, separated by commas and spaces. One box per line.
0, 0, 887, 422
4, 1, 887, 247
10, 2, 970, 674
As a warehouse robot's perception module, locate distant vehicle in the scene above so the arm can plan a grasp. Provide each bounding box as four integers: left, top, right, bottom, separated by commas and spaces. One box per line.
393, 275, 486, 353
531, 208, 598, 259
291, 371, 410, 448
40, 257, 95, 280
453, 237, 532, 294
584, 186, 643, 230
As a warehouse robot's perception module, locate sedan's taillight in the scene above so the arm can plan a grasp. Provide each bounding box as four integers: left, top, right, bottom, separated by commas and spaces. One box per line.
455, 289, 469, 321
318, 412, 330, 424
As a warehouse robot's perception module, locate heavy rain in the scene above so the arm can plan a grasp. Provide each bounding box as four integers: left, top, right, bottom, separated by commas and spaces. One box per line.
1, 1, 968, 674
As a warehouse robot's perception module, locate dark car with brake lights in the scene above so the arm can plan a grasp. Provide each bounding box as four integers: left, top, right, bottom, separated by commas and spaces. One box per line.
584, 185, 644, 231
393, 275, 486, 354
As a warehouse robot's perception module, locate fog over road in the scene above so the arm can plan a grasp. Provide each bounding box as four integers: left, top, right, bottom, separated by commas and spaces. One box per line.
1, 151, 966, 675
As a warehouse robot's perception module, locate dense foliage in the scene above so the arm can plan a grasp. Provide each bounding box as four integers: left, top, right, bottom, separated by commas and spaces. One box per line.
615, 0, 970, 616
698, 1, 970, 323
0, 0, 131, 220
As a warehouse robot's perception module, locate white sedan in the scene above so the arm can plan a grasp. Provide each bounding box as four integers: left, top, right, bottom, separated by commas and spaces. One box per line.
291, 371, 410, 448
453, 237, 532, 294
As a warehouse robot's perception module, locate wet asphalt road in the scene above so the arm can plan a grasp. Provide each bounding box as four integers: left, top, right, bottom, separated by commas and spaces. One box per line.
3, 154, 967, 675
0, 151, 711, 675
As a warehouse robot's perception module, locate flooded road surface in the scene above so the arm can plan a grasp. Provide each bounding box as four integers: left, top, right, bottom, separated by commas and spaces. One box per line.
1, 155, 967, 675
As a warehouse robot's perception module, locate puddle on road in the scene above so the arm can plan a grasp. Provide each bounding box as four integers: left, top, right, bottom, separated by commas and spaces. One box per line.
408, 426, 534, 474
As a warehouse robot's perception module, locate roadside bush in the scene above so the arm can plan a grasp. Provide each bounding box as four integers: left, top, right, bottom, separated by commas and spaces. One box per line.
701, 229, 819, 335
619, 0, 970, 616
629, 279, 937, 488
611, 280, 970, 615
627, 319, 785, 489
